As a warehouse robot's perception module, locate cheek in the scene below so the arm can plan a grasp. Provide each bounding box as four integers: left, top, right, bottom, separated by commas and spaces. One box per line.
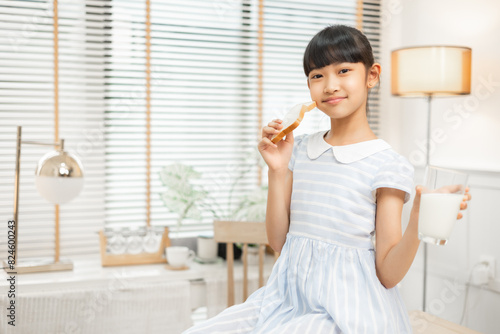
309, 85, 322, 98
344, 77, 366, 94
344, 78, 359, 91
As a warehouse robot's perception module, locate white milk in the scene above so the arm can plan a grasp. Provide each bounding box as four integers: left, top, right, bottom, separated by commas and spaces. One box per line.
418, 193, 463, 242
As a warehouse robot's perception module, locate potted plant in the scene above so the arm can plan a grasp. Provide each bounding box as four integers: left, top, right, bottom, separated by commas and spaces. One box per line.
159, 149, 269, 261
159, 162, 208, 239
200, 148, 269, 261
232, 184, 268, 265
232, 185, 268, 223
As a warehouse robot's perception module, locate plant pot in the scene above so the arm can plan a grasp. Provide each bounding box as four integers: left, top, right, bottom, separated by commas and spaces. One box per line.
196, 235, 218, 261
218, 243, 242, 260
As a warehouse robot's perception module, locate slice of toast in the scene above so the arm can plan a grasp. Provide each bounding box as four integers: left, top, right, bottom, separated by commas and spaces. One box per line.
270, 101, 316, 144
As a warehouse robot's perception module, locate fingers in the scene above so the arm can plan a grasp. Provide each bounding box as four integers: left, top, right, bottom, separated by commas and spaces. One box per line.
258, 136, 278, 150
459, 190, 471, 210
433, 185, 472, 199
415, 185, 426, 195
458, 189, 471, 219
284, 127, 294, 143
262, 119, 283, 139
436, 184, 463, 194
464, 186, 472, 200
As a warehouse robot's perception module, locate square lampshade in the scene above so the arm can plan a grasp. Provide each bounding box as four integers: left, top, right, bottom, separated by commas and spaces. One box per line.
391, 46, 472, 97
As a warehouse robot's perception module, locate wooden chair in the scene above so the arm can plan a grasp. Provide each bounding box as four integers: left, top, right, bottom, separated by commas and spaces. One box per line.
213, 220, 278, 307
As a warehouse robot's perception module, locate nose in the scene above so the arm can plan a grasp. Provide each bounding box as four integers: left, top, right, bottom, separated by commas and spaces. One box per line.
323, 76, 340, 94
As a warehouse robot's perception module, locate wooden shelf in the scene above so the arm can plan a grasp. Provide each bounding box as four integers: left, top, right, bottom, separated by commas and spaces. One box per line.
99, 227, 171, 266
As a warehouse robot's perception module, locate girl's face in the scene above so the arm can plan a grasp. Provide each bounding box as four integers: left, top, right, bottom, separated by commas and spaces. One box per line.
307, 62, 377, 120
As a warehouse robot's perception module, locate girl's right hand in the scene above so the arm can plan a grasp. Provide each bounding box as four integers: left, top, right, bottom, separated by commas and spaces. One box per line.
257, 119, 294, 173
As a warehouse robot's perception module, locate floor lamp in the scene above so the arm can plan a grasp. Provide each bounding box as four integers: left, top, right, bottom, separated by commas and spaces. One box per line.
391, 46, 472, 312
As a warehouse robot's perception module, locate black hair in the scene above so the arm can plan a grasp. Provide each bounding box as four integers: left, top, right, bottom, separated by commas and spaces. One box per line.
303, 24, 375, 77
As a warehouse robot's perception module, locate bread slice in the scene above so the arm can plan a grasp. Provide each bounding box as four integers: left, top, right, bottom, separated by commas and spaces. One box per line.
270, 101, 316, 144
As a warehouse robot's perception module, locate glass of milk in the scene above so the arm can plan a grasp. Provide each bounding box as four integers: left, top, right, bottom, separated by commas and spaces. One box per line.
418, 166, 468, 246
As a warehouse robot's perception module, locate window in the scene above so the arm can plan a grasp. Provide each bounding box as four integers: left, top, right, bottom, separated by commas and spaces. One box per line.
105, 1, 262, 236
0, 0, 382, 257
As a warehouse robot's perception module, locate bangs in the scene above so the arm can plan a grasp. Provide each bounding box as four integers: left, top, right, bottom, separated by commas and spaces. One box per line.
303, 25, 372, 77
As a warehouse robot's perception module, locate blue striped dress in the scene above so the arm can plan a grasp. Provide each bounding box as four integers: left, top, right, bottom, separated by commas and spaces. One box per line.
184, 129, 415, 334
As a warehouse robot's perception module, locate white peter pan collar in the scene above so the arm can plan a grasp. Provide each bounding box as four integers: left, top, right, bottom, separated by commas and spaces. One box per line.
307, 130, 392, 164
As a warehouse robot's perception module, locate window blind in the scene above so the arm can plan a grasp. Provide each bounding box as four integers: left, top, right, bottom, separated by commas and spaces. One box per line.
0, 0, 107, 258
104, 0, 381, 237
105, 0, 261, 236
0, 1, 381, 252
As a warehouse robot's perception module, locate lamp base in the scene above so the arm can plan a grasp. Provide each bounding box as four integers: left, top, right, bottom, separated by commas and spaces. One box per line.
3, 258, 73, 274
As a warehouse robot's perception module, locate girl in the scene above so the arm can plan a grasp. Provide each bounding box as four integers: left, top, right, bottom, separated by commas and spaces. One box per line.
184, 24, 471, 334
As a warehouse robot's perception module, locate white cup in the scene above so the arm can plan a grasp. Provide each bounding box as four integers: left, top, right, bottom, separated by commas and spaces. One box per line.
418, 166, 468, 246
197, 236, 218, 260
165, 246, 195, 268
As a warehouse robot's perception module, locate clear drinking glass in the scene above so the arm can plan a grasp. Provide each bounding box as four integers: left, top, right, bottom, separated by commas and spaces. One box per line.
103, 227, 115, 254
143, 226, 163, 253
108, 228, 127, 254
126, 227, 144, 254
418, 165, 468, 245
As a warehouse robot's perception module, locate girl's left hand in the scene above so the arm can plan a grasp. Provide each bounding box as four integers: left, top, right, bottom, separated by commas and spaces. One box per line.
412, 186, 472, 220
457, 186, 472, 220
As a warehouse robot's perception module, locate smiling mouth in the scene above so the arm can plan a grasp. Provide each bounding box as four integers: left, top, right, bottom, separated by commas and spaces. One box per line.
324, 97, 345, 104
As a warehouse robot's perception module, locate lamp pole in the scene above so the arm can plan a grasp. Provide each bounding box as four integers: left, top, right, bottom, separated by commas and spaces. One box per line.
9, 126, 66, 272
13, 127, 21, 266
423, 94, 433, 312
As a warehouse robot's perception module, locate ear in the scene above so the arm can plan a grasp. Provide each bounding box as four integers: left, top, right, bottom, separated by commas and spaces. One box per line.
307, 78, 310, 89
367, 63, 381, 87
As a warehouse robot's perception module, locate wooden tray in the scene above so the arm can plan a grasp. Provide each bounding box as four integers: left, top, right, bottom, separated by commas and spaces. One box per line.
99, 227, 171, 267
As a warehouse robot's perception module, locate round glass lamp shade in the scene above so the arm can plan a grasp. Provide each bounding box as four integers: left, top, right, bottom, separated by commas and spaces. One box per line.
34, 150, 84, 204
391, 46, 471, 97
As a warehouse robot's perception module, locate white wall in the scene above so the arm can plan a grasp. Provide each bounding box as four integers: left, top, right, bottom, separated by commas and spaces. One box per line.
380, 0, 500, 333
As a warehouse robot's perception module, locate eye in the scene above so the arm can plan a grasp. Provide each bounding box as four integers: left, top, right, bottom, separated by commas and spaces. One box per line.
339, 69, 350, 74
311, 74, 322, 79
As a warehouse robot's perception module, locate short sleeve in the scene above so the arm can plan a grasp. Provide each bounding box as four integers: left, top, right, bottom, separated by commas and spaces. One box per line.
371, 155, 415, 204
288, 134, 306, 172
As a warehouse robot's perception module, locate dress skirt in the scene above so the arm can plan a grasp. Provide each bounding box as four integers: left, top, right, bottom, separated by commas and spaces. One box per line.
183, 233, 412, 334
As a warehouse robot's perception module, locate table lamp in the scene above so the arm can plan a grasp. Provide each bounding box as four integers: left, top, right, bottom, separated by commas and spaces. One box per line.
3, 126, 84, 274
391, 46, 472, 312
